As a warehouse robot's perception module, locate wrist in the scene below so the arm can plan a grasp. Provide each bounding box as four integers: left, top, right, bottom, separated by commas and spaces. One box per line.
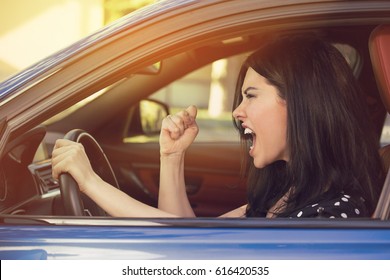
80, 172, 102, 194
160, 151, 185, 159
160, 152, 185, 167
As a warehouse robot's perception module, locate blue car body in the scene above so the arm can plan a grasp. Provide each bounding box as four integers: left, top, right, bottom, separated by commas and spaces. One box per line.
1, 219, 390, 259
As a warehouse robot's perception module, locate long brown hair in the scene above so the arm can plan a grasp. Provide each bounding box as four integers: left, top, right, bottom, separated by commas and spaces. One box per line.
233, 35, 383, 217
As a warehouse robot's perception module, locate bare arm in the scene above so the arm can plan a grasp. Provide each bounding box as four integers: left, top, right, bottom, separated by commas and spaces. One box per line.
52, 105, 244, 218
158, 153, 195, 217
158, 105, 247, 218
83, 174, 177, 217
158, 106, 198, 217
219, 204, 247, 218
52, 139, 176, 217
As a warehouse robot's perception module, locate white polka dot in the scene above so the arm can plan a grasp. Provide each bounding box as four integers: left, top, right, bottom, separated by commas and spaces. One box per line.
297, 211, 303, 217
334, 202, 340, 206
311, 203, 318, 207
344, 194, 351, 198
342, 197, 348, 202
341, 213, 348, 218
355, 208, 360, 215
330, 216, 335, 219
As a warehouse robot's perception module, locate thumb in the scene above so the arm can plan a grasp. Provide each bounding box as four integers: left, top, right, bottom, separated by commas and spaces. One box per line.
186, 105, 197, 119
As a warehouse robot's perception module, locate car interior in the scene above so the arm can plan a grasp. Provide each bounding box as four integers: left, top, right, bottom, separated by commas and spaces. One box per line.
370, 24, 390, 220
1, 22, 390, 221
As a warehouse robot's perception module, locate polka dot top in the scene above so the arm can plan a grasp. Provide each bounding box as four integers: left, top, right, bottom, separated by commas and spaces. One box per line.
288, 193, 368, 218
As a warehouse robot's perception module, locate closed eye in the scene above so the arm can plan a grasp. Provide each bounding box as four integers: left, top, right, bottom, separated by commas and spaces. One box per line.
243, 86, 258, 99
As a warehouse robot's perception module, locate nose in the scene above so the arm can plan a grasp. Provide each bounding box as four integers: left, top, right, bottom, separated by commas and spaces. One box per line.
233, 101, 245, 120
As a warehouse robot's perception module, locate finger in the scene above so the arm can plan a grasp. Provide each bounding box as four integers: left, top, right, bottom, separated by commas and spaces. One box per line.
52, 150, 72, 179
186, 105, 197, 119
175, 106, 197, 128
168, 114, 187, 135
179, 105, 197, 129
52, 159, 69, 180
176, 110, 192, 129
52, 141, 84, 158
161, 115, 182, 140
161, 106, 198, 140
51, 142, 85, 179
52, 146, 76, 177
183, 106, 199, 134
53, 139, 80, 151
162, 128, 180, 141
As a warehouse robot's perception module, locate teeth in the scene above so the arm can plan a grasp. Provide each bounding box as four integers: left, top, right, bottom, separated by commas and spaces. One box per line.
243, 128, 254, 150
244, 128, 254, 135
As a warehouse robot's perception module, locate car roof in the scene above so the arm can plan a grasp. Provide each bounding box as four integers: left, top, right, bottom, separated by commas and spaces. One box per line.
0, 0, 193, 100
1, 0, 389, 99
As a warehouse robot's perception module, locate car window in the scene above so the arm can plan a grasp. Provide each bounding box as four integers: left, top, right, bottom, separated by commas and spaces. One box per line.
125, 43, 360, 144
44, 43, 360, 145
147, 53, 248, 143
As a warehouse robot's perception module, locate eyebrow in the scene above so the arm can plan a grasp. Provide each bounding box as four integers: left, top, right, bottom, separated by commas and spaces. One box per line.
243, 86, 258, 95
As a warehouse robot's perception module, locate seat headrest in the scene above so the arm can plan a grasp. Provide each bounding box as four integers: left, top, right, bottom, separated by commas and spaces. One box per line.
369, 24, 390, 113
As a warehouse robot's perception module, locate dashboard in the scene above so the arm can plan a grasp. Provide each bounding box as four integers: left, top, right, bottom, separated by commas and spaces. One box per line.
0, 126, 65, 216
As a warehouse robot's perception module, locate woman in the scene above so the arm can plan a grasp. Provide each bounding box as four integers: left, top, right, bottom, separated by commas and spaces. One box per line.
52, 35, 384, 218
231, 35, 384, 218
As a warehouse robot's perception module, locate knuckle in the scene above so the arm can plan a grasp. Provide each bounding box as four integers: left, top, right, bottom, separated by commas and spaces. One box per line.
75, 143, 84, 151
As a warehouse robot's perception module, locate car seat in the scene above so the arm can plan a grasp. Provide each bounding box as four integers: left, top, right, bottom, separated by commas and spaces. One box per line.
369, 24, 390, 219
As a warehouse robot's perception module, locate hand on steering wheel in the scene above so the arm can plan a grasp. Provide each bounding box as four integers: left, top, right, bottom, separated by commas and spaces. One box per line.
53, 129, 119, 216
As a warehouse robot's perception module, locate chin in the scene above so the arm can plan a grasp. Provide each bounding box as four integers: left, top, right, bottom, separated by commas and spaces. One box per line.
253, 157, 287, 169
252, 158, 268, 169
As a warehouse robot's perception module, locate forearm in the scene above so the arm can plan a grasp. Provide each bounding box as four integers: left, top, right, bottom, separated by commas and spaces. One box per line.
84, 175, 176, 218
158, 154, 195, 217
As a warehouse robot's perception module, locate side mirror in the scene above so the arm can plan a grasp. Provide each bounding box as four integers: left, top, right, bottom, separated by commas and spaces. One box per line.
127, 99, 169, 138
139, 99, 169, 135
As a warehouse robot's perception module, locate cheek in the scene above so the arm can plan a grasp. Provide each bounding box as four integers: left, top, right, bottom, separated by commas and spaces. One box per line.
256, 102, 287, 135
255, 104, 288, 162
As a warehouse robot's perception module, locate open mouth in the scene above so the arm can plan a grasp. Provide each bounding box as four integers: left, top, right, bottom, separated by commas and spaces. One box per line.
244, 128, 255, 150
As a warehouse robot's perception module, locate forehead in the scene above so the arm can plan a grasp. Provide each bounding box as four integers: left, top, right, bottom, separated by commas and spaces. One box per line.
242, 67, 270, 90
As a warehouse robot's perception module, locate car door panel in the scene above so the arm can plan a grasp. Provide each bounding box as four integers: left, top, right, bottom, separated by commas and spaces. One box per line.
102, 142, 246, 217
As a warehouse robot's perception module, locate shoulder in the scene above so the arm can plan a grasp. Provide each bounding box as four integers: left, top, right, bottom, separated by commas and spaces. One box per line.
219, 204, 247, 218
289, 193, 368, 218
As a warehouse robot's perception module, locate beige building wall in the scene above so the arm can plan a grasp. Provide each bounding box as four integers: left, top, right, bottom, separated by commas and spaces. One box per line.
0, 0, 104, 81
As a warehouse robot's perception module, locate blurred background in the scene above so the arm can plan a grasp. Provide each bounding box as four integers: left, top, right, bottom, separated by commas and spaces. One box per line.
0, 0, 155, 81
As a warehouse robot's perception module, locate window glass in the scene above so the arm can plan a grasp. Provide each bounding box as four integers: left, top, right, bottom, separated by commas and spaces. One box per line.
45, 43, 359, 145
149, 53, 248, 143
147, 43, 360, 144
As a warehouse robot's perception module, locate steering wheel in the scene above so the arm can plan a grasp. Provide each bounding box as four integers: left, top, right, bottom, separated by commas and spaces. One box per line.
59, 129, 120, 216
